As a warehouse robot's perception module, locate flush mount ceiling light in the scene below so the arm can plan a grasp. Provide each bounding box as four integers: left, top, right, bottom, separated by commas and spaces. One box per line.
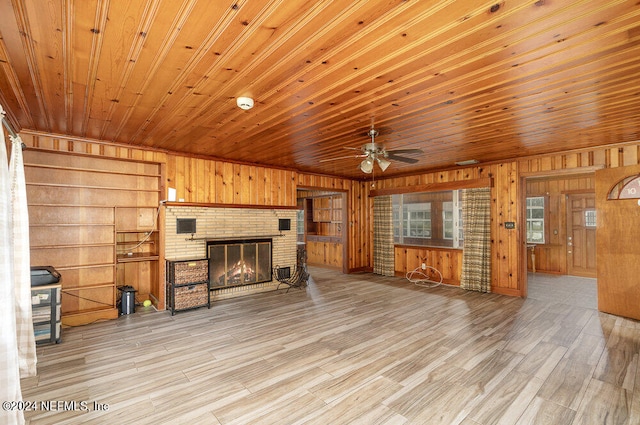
236, 96, 254, 110
455, 159, 479, 166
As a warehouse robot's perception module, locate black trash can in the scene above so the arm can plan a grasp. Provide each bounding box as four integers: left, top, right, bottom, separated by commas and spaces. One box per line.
117, 285, 137, 315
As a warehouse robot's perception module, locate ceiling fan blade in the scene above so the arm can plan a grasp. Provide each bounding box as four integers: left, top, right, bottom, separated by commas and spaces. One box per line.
386, 148, 424, 155
386, 154, 420, 164
318, 154, 367, 163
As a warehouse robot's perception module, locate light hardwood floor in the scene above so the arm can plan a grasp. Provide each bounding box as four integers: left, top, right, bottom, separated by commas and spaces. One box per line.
22, 269, 640, 424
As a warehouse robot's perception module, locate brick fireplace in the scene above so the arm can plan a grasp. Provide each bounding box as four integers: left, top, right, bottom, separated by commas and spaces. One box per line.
164, 206, 298, 301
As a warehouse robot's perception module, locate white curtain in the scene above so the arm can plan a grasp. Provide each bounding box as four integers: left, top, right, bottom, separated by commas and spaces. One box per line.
10, 134, 36, 377
0, 105, 25, 425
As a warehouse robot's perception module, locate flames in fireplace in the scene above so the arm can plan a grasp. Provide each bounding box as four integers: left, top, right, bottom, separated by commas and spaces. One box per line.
220, 260, 255, 285
207, 239, 272, 288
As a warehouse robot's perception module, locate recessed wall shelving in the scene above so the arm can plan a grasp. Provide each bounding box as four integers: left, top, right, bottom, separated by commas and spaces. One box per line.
25, 149, 165, 326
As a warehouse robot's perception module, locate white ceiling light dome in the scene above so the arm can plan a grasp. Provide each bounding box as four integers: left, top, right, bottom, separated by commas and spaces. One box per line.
236, 96, 254, 110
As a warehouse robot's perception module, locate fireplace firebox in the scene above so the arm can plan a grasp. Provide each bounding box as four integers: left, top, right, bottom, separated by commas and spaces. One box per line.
207, 239, 272, 288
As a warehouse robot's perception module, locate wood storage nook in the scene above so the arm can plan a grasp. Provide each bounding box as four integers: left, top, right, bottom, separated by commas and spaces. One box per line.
24, 148, 165, 326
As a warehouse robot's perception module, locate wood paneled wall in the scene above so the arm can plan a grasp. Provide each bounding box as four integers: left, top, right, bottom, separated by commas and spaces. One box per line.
21, 130, 167, 163
395, 246, 462, 285
492, 162, 521, 296
21, 129, 640, 314
518, 144, 640, 173
306, 240, 344, 269
23, 131, 302, 207
167, 154, 297, 207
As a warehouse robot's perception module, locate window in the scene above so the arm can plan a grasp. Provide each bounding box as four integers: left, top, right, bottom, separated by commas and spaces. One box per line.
607, 174, 640, 199
526, 196, 545, 243
442, 193, 464, 247
296, 210, 304, 234
443, 202, 454, 239
407, 203, 432, 238
393, 190, 463, 248
457, 190, 464, 246
393, 201, 431, 241
585, 210, 596, 227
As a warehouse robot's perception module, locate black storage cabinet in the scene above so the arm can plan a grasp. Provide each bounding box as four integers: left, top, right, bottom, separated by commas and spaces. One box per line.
166, 259, 210, 315
30, 266, 61, 286
30, 266, 62, 344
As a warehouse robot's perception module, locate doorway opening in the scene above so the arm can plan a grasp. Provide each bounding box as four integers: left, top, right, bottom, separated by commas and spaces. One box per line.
522, 172, 597, 296
296, 188, 348, 274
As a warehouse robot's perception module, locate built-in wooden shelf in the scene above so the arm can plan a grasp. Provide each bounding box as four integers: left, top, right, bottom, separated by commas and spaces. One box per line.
30, 223, 115, 227
117, 253, 160, 262
31, 242, 114, 249
62, 283, 116, 291
54, 262, 115, 271
25, 162, 161, 178
27, 182, 161, 192
25, 148, 165, 325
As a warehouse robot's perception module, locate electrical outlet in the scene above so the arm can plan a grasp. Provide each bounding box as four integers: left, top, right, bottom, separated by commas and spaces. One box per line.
421, 263, 427, 270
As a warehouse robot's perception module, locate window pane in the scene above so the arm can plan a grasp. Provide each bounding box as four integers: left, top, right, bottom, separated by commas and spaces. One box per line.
444, 222, 453, 238
585, 210, 596, 227
527, 197, 543, 206
456, 191, 463, 247
442, 201, 454, 240
531, 209, 544, 219
526, 196, 545, 244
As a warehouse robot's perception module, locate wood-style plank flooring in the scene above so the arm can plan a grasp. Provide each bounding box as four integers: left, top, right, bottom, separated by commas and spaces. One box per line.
21, 269, 640, 424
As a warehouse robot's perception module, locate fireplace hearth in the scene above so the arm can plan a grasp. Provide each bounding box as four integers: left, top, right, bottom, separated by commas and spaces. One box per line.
207, 239, 272, 288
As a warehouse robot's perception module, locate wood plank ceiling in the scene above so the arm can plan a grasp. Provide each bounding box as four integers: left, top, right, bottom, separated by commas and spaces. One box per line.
1, 0, 640, 179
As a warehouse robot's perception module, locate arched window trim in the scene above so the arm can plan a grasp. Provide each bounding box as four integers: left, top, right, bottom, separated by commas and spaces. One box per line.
608, 174, 640, 199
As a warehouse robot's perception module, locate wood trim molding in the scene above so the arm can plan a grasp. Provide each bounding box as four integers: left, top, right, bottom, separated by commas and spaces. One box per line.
163, 201, 298, 210
394, 244, 463, 253
491, 286, 523, 297
297, 186, 349, 194
369, 177, 493, 197
519, 165, 603, 178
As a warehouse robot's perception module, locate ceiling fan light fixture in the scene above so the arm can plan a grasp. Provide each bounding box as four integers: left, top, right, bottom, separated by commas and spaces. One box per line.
236, 96, 254, 110
376, 157, 391, 172
360, 157, 374, 173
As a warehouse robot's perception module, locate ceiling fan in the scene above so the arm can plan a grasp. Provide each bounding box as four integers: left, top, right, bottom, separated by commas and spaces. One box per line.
321, 128, 424, 174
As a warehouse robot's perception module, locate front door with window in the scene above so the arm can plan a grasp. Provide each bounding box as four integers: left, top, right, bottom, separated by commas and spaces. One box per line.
566, 193, 597, 277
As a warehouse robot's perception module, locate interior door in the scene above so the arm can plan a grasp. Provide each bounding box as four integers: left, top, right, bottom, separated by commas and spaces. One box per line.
596, 164, 640, 320
566, 193, 597, 277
